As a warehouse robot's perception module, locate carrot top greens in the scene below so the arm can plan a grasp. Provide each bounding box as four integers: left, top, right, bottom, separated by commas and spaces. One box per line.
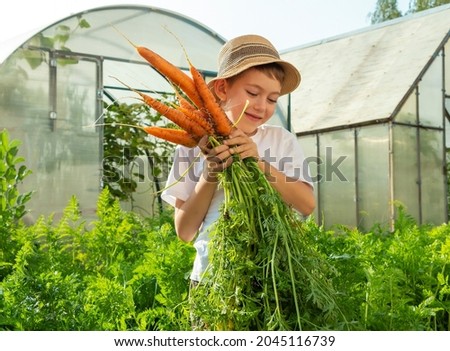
189, 140, 347, 331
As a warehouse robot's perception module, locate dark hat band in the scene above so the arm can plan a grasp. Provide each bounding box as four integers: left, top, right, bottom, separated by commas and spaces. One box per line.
218, 43, 281, 75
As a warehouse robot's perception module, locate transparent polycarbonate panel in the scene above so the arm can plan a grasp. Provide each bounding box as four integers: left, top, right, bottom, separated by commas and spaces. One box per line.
103, 59, 175, 103
395, 90, 417, 124
55, 58, 100, 132
446, 44, 450, 147
266, 110, 286, 128
55, 59, 100, 215
445, 40, 450, 95
283, 7, 450, 133
318, 130, 356, 227
297, 134, 319, 220
0, 52, 52, 221
419, 129, 446, 225
0, 51, 101, 220
446, 47, 450, 148
392, 125, 420, 220
418, 54, 443, 128
446, 113, 450, 148
356, 125, 390, 230
268, 95, 290, 128
298, 134, 318, 183
18, 59, 101, 221
0, 50, 50, 136
38, 6, 224, 73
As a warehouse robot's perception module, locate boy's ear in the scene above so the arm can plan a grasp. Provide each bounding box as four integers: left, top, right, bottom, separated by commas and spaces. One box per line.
213, 79, 227, 101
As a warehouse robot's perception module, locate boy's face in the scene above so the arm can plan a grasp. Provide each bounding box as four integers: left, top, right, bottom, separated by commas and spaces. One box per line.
220, 68, 282, 135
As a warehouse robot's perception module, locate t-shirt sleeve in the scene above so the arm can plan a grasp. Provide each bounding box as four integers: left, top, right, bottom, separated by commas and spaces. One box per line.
161, 145, 200, 207
277, 129, 314, 187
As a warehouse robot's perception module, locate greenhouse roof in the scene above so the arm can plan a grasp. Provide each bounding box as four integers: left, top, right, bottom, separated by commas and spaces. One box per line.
1, 5, 225, 74
282, 4, 450, 135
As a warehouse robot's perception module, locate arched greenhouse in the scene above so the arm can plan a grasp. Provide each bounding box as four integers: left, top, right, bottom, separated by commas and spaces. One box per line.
0, 5, 230, 221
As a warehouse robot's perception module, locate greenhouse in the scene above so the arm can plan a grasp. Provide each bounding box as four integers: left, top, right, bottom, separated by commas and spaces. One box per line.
283, 4, 450, 229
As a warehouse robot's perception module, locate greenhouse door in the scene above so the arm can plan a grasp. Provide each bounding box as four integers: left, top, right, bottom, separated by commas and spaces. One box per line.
39, 51, 103, 220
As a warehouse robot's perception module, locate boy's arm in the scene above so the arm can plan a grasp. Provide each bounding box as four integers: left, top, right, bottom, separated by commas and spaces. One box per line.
174, 175, 217, 242
174, 137, 233, 242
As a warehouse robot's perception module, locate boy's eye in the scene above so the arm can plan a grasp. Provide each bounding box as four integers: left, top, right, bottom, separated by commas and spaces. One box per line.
246, 90, 278, 104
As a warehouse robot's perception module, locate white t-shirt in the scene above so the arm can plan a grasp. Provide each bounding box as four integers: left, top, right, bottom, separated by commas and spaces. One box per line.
161, 124, 313, 282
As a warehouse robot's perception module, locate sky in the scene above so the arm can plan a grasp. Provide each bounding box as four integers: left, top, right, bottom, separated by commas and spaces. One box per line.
0, 0, 412, 52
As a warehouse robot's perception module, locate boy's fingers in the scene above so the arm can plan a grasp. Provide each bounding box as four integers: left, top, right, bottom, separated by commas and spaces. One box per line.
198, 135, 212, 154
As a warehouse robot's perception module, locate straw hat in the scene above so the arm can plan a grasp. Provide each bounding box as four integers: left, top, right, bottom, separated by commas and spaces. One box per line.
208, 34, 301, 96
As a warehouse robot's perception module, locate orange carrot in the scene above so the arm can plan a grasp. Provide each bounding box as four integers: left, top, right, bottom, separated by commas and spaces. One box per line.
137, 91, 208, 139
189, 63, 233, 136
136, 46, 204, 109
143, 126, 198, 148
174, 90, 215, 135
175, 90, 197, 112
178, 106, 215, 136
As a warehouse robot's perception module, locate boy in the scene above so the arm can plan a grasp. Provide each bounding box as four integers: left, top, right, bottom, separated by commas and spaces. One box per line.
161, 34, 314, 284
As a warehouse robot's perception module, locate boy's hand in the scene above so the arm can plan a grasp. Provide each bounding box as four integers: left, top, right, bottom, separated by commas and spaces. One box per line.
223, 129, 260, 161
198, 130, 260, 181
198, 135, 233, 181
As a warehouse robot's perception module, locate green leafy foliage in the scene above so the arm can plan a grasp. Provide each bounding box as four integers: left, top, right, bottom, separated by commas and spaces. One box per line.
410, 0, 450, 12
1, 190, 449, 330
317, 205, 450, 330
370, 0, 402, 24
0, 129, 32, 280
370, 0, 450, 24
20, 15, 91, 69
1, 189, 195, 331
102, 101, 175, 214
447, 150, 450, 220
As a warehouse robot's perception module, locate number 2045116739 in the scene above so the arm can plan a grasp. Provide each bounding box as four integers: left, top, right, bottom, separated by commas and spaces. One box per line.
255, 335, 336, 347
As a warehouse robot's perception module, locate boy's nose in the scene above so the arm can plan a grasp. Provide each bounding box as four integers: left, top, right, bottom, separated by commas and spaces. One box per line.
253, 97, 266, 112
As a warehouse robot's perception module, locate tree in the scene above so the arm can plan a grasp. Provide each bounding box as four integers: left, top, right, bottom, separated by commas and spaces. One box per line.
370, 0, 402, 24
370, 0, 450, 23
409, 0, 450, 13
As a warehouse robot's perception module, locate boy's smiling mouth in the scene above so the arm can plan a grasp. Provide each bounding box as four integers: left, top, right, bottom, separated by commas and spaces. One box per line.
245, 112, 263, 122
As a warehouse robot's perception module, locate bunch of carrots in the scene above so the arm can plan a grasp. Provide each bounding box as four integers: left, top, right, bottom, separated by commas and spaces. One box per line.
132, 45, 234, 146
